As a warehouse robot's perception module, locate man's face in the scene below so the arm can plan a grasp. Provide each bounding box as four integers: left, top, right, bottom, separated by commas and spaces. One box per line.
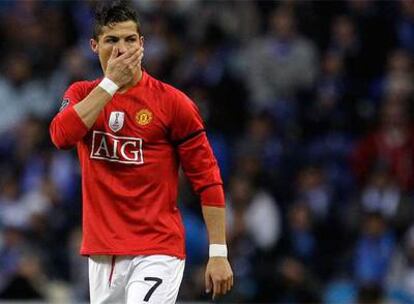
90, 20, 143, 73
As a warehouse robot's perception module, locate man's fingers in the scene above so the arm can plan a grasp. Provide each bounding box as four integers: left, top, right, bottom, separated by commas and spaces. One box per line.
211, 275, 234, 299
224, 279, 230, 293
205, 272, 212, 293
130, 55, 142, 69
223, 278, 230, 294
124, 46, 140, 59
124, 47, 143, 64
221, 276, 232, 295
124, 51, 141, 65
219, 279, 225, 295
110, 46, 118, 60
126, 52, 144, 72
212, 278, 219, 300
122, 51, 142, 72
114, 47, 137, 63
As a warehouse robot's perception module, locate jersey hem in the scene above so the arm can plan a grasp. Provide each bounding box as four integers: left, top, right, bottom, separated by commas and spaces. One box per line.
80, 249, 186, 260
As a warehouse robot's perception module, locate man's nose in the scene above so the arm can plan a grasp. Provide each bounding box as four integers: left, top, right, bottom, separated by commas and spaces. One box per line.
117, 41, 127, 55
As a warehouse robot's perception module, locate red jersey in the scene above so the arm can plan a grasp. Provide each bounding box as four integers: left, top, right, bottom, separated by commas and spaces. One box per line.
49, 72, 224, 259
351, 127, 414, 191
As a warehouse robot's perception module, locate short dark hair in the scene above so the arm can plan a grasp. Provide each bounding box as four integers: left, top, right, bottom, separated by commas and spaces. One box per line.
93, 0, 141, 40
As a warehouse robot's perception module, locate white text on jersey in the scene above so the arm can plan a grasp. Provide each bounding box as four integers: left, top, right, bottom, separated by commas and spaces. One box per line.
90, 131, 144, 165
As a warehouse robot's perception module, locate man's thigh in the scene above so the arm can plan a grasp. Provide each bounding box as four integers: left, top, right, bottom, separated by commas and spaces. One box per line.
89, 255, 130, 304
126, 255, 185, 304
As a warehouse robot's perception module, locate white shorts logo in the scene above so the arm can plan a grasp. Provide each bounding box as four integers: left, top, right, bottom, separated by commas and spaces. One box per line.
109, 111, 124, 132
90, 131, 144, 165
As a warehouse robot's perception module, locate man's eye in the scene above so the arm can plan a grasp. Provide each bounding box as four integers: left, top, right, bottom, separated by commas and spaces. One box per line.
127, 38, 137, 42
106, 38, 117, 43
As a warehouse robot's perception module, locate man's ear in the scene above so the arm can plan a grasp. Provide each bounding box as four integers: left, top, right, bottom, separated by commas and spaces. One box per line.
90, 39, 99, 53
140, 36, 144, 47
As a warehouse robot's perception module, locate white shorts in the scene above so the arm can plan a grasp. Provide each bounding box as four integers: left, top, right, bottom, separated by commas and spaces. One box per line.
88, 255, 185, 304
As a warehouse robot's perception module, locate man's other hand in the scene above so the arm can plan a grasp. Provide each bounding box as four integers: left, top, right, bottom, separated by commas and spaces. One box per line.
205, 257, 233, 300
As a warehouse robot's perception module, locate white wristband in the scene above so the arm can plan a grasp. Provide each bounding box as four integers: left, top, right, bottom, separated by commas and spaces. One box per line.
99, 77, 119, 96
209, 244, 228, 257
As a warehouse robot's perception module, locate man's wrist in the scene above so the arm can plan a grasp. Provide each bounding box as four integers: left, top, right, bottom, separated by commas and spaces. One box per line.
99, 77, 119, 96
209, 244, 228, 258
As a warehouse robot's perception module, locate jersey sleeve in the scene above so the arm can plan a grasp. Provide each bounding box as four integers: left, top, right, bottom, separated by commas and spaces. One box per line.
49, 82, 89, 149
169, 91, 205, 143
171, 91, 225, 207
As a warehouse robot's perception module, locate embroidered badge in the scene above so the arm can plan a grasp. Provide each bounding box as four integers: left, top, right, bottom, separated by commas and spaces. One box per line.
135, 109, 152, 126
109, 111, 125, 132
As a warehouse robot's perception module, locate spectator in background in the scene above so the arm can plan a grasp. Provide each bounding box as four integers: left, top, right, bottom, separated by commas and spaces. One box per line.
0, 226, 26, 293
141, 15, 174, 79
1, 115, 78, 205
359, 167, 413, 235
328, 15, 361, 78
173, 24, 229, 89
305, 51, 351, 135
353, 211, 395, 287
226, 175, 281, 253
225, 175, 281, 302
384, 49, 414, 100
244, 5, 318, 119
15, 117, 44, 182
295, 165, 332, 223
0, 0, 69, 75
329, 15, 359, 56
0, 54, 49, 134
370, 49, 413, 105
69, 0, 99, 62
304, 134, 355, 216
351, 99, 414, 192
273, 256, 321, 303
185, 1, 260, 44
0, 171, 28, 230
49, 47, 100, 109
234, 112, 284, 188
0, 251, 46, 301
228, 177, 281, 251
278, 203, 318, 266
387, 225, 414, 302
304, 50, 356, 201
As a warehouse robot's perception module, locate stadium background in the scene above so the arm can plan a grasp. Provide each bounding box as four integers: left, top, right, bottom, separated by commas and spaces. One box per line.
1, 0, 414, 303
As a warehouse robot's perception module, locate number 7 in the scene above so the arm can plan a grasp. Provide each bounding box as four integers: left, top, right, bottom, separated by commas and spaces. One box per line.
143, 277, 163, 302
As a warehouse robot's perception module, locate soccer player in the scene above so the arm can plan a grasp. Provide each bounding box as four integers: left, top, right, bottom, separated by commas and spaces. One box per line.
49, 2, 233, 303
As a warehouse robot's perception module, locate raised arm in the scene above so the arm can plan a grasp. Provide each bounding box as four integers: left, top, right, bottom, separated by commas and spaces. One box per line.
74, 46, 143, 127
50, 46, 143, 149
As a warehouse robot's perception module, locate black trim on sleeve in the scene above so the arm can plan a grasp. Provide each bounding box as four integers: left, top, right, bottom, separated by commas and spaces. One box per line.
172, 129, 206, 146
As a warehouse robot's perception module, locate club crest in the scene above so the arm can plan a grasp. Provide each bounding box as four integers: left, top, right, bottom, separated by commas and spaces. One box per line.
109, 111, 125, 132
135, 109, 153, 126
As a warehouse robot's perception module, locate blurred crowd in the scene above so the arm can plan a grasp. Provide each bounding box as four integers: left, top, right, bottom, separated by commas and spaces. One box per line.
1, 0, 414, 303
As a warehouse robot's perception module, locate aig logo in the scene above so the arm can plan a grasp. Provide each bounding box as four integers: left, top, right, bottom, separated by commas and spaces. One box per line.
90, 131, 144, 165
